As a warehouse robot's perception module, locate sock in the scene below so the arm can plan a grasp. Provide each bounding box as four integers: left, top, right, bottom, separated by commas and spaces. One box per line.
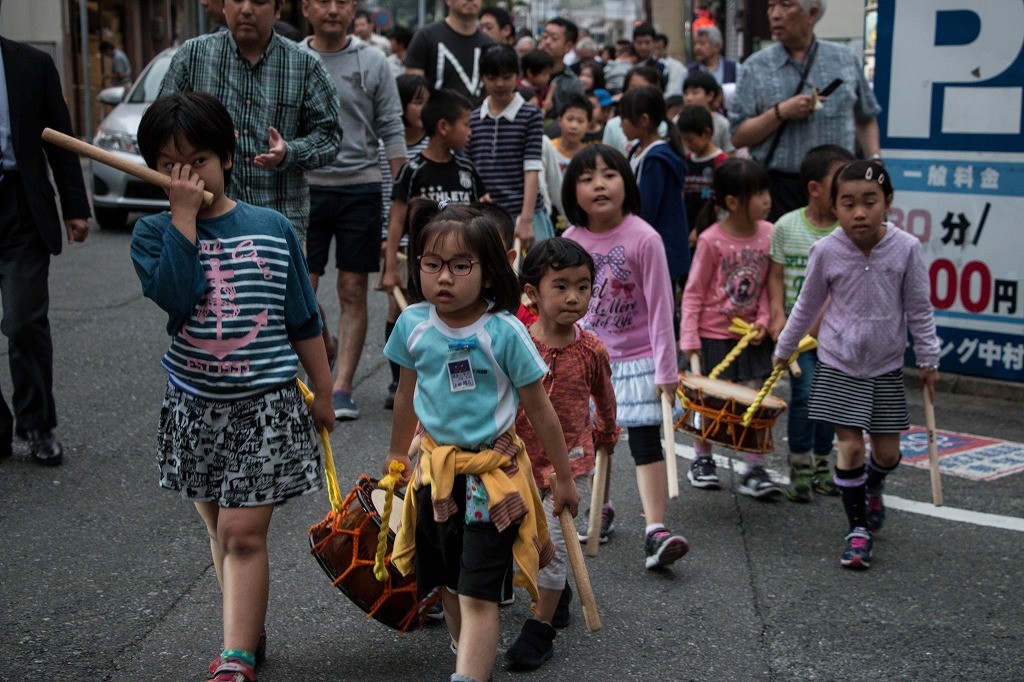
333, 388, 351, 397
385, 322, 400, 384
694, 441, 712, 458
645, 523, 665, 535
743, 451, 764, 472
451, 674, 481, 682
221, 649, 256, 667
866, 454, 901, 494
834, 465, 868, 530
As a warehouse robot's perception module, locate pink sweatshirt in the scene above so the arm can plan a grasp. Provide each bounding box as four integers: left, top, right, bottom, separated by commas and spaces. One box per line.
680, 220, 773, 351
564, 214, 677, 384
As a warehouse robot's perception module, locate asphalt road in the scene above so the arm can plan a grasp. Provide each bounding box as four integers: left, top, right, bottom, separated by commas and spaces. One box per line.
1, 224, 1022, 681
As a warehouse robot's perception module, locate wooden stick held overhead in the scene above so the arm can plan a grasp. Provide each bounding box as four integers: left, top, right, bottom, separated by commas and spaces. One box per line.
41, 127, 214, 206
549, 474, 601, 632
923, 388, 944, 507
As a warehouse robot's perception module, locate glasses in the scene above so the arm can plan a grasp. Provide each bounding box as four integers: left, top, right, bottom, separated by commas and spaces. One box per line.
418, 254, 481, 277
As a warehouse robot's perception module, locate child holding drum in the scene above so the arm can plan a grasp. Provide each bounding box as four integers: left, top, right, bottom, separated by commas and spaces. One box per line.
680, 157, 781, 499
130, 93, 335, 682
562, 144, 690, 571
383, 203, 578, 682
506, 238, 620, 670
774, 160, 940, 569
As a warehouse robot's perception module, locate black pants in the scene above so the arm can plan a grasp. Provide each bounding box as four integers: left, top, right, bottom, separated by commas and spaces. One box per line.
768, 170, 808, 222
0, 173, 56, 442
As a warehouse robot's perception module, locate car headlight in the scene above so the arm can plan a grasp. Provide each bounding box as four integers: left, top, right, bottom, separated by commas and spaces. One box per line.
93, 130, 139, 154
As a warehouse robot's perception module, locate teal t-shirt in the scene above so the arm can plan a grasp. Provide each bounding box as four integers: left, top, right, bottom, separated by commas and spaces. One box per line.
384, 302, 547, 450
769, 207, 838, 314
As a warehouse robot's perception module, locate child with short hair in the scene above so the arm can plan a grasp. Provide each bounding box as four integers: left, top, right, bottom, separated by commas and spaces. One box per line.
683, 71, 734, 154
550, 94, 593, 172
677, 104, 729, 246
131, 92, 335, 682
384, 204, 579, 682
467, 44, 550, 248
519, 49, 555, 108
562, 144, 689, 570
768, 144, 855, 502
382, 89, 486, 294
774, 160, 940, 569
681, 158, 779, 499
505, 238, 619, 671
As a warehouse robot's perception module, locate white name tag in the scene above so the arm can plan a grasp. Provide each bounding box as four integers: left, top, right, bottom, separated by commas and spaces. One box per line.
447, 356, 476, 392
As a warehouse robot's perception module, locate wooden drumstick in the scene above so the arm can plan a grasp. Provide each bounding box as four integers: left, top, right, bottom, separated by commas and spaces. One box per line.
391, 286, 409, 311
586, 444, 611, 557
689, 353, 701, 376
513, 237, 523, 274
662, 393, 679, 499
923, 387, 944, 507
549, 474, 601, 632
789, 361, 802, 377
41, 127, 214, 206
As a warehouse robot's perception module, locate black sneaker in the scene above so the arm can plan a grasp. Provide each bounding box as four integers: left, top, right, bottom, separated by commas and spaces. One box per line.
505, 619, 556, 671
579, 503, 616, 544
426, 600, 445, 621
644, 528, 689, 569
551, 581, 572, 629
27, 430, 63, 466
840, 527, 873, 569
384, 382, 398, 410
866, 488, 886, 532
737, 465, 782, 499
687, 456, 720, 489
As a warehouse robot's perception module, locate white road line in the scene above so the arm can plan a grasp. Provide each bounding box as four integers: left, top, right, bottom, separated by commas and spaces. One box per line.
665, 439, 1024, 534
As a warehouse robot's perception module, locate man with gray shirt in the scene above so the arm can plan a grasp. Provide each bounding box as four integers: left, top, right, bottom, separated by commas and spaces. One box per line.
301, 0, 405, 420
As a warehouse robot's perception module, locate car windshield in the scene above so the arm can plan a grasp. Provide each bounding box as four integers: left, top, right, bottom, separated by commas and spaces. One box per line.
126, 52, 174, 104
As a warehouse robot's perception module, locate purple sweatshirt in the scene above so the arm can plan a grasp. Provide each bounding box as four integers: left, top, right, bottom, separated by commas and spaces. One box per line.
775, 224, 940, 379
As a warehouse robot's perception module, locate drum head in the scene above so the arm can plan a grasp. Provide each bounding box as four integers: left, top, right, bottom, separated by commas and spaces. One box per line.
681, 375, 786, 410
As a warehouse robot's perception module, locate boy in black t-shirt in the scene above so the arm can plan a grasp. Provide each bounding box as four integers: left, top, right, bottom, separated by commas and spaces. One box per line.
677, 104, 728, 248
381, 89, 487, 292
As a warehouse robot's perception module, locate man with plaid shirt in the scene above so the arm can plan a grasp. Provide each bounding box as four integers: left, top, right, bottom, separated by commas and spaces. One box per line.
160, 0, 341, 243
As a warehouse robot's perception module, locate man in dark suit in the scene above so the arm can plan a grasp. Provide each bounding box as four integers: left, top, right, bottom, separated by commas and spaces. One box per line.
0, 30, 91, 465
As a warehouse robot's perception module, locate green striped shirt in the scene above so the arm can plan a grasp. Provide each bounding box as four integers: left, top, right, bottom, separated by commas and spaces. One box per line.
769, 207, 838, 313
160, 32, 342, 239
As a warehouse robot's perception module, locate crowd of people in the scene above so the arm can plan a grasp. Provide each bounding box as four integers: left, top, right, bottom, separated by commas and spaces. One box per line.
1, 1, 942, 682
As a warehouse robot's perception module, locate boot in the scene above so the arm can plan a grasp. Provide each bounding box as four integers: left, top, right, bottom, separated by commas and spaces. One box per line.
505, 619, 556, 671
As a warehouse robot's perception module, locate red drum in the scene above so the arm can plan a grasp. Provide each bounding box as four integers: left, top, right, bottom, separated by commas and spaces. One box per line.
309, 475, 439, 631
676, 374, 787, 453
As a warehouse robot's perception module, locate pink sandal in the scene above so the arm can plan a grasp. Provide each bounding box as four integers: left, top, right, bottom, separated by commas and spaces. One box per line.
208, 659, 256, 682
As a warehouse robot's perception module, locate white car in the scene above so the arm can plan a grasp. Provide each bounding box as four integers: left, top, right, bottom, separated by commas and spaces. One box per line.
91, 48, 177, 229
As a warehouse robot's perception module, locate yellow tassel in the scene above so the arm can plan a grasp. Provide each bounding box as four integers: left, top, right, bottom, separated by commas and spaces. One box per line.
373, 460, 405, 582
740, 336, 818, 427
297, 379, 342, 513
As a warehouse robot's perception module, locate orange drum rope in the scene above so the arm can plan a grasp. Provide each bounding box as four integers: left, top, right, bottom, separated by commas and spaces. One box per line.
675, 385, 778, 452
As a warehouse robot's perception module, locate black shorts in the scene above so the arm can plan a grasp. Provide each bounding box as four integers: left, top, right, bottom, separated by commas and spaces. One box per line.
414, 476, 517, 602
306, 186, 382, 275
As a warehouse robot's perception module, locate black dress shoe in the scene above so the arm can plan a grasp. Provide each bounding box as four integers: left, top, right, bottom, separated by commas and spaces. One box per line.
26, 430, 63, 466
0, 439, 10, 460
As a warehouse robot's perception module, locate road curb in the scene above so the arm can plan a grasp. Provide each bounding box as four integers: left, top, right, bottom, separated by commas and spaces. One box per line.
903, 367, 1024, 403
